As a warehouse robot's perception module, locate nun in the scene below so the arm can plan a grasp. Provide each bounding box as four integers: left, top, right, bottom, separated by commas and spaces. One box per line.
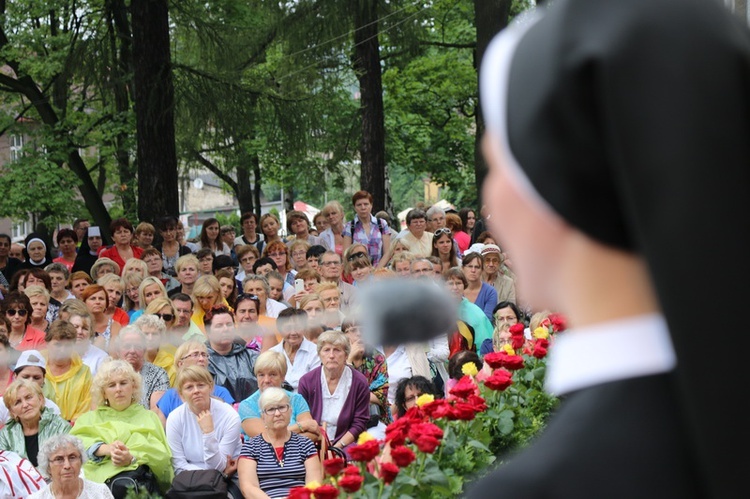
468, 0, 750, 497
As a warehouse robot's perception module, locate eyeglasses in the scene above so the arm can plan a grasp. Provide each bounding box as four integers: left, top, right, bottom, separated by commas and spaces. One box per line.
240, 257, 256, 263
181, 351, 209, 361
156, 313, 175, 322
263, 404, 290, 416
434, 228, 452, 236
6, 309, 28, 317
292, 251, 307, 258
50, 454, 81, 466
346, 251, 368, 262
268, 252, 286, 258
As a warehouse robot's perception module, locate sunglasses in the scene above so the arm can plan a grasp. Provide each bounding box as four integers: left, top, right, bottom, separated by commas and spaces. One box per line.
434, 228, 452, 236
6, 309, 28, 317
156, 313, 175, 322
346, 251, 369, 262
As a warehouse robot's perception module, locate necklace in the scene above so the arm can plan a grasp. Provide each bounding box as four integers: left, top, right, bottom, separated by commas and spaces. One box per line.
265, 432, 288, 468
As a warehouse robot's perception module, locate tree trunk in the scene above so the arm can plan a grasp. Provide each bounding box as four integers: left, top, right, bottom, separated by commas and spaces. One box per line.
353, 0, 392, 215
473, 0, 512, 205
236, 150, 254, 215
131, 0, 179, 223
253, 154, 262, 220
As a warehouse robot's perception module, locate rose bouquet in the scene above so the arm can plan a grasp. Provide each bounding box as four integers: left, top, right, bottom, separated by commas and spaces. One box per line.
287, 316, 564, 498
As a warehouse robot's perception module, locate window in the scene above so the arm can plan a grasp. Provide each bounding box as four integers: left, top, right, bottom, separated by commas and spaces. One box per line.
9, 134, 23, 163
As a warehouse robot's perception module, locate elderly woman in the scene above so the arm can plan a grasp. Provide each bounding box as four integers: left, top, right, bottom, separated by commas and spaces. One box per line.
297, 331, 370, 450
114, 326, 170, 410
236, 244, 260, 283
238, 351, 319, 442
122, 258, 148, 279
342, 190, 391, 266
133, 314, 175, 385
45, 263, 74, 304
98, 218, 144, 274
134, 222, 155, 251
60, 300, 109, 376
97, 274, 129, 327
24, 285, 51, 334
262, 241, 295, 286
189, 274, 224, 332
70, 360, 172, 495
238, 387, 322, 499
166, 366, 241, 477
401, 209, 433, 257
270, 309, 320, 391
480, 301, 524, 356
289, 239, 311, 272
155, 340, 234, 425
22, 233, 53, 270
243, 274, 287, 333
0, 379, 70, 466
3, 291, 46, 353
30, 434, 114, 498
89, 258, 121, 282
82, 285, 122, 352
42, 320, 93, 422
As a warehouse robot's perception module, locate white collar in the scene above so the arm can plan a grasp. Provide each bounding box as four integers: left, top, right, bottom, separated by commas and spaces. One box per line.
545, 313, 676, 396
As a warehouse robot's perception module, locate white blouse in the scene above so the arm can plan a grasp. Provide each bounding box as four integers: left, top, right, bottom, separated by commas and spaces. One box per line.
320, 366, 352, 441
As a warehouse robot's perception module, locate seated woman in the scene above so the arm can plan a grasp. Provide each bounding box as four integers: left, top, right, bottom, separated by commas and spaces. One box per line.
98, 218, 143, 275
0, 379, 70, 467
480, 301, 524, 356
42, 320, 93, 423
445, 267, 494, 352
191, 274, 225, 332
82, 285, 122, 352
393, 375, 439, 419
238, 387, 322, 499
166, 366, 241, 479
155, 340, 234, 426
461, 253, 498, 321
89, 258, 121, 282
68, 271, 93, 301
3, 291, 46, 354
297, 331, 370, 451
238, 350, 319, 442
96, 274, 130, 327
70, 360, 173, 496
24, 285, 52, 335
129, 276, 167, 323
30, 434, 114, 499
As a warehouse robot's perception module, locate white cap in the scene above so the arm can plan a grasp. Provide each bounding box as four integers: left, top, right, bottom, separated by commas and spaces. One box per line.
14, 350, 46, 373
88, 227, 101, 237
464, 243, 485, 256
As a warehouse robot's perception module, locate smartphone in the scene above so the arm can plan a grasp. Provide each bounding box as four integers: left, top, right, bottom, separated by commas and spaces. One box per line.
295, 278, 305, 293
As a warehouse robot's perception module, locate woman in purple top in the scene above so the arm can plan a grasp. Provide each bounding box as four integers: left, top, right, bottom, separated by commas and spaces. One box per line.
297, 330, 370, 451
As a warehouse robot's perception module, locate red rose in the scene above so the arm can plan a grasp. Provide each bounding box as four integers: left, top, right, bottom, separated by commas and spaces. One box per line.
348, 439, 381, 462
512, 336, 526, 350
523, 344, 533, 355
484, 368, 513, 391
421, 399, 453, 420
288, 487, 312, 499
343, 465, 361, 476
403, 405, 425, 422
323, 457, 346, 476
502, 353, 525, 371
390, 445, 416, 468
548, 313, 566, 332
509, 323, 525, 335
533, 339, 549, 359
451, 402, 478, 421
380, 462, 400, 484
408, 422, 444, 441
385, 418, 410, 446
467, 394, 488, 412
412, 434, 441, 453
449, 375, 477, 400
312, 484, 340, 499
338, 473, 365, 493
482, 352, 506, 369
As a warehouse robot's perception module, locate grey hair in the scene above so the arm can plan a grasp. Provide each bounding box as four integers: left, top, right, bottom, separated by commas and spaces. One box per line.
425, 206, 445, 219
37, 434, 87, 479
133, 314, 166, 335
242, 274, 270, 296
116, 325, 145, 348
258, 386, 290, 412
44, 262, 70, 280
316, 330, 351, 357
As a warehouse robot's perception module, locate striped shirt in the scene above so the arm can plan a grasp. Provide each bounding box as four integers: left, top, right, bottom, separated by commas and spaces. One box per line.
240, 432, 317, 498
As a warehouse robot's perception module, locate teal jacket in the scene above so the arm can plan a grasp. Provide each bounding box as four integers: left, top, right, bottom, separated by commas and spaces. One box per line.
0, 407, 71, 461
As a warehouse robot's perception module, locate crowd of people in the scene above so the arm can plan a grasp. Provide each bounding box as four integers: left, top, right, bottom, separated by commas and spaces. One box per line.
0, 190, 540, 498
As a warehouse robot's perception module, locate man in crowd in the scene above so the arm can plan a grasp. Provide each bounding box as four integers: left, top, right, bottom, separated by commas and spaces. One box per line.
206, 306, 258, 401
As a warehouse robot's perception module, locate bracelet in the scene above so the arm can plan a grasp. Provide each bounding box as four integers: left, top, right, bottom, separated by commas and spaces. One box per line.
130, 455, 137, 465
297, 422, 303, 433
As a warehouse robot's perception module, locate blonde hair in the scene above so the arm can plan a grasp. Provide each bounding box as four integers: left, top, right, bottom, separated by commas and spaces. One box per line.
298, 293, 323, 310
175, 254, 200, 274
316, 330, 350, 357
258, 386, 290, 412
135, 222, 155, 236
314, 281, 339, 296
138, 276, 167, 308
122, 259, 149, 279
23, 284, 50, 304
91, 359, 142, 407
97, 273, 124, 291
254, 350, 287, 377
174, 341, 208, 370
122, 273, 144, 311
176, 365, 214, 395
192, 275, 223, 311
390, 251, 417, 270
145, 297, 176, 318
3, 379, 44, 414
529, 310, 552, 332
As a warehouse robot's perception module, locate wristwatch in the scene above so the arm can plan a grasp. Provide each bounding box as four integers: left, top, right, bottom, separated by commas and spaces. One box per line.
130, 455, 137, 465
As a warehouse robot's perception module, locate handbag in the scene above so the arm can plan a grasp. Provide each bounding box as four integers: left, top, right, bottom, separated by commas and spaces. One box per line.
166, 469, 228, 499
105, 465, 159, 499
